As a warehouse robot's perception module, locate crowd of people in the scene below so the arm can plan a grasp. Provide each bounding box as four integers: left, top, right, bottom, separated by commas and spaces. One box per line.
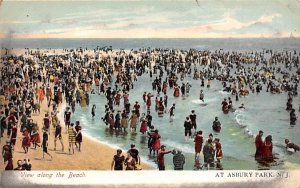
0, 46, 299, 170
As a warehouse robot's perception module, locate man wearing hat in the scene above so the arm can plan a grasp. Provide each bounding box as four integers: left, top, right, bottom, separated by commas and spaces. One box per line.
157, 145, 172, 170
255, 130, 264, 160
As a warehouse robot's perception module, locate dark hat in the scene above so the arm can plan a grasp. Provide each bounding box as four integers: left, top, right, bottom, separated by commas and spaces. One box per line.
259, 130, 263, 133
161, 145, 166, 149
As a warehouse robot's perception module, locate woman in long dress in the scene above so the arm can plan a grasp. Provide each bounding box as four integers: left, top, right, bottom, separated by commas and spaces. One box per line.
139, 113, 148, 134
151, 129, 161, 156
174, 85, 180, 97
121, 110, 128, 132
3, 145, 13, 170
38, 87, 45, 104
262, 135, 273, 162
129, 111, 138, 132
80, 91, 87, 107
10, 124, 18, 150
31, 123, 41, 149
22, 128, 31, 153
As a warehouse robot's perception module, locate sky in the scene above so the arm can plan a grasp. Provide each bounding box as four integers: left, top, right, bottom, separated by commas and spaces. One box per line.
0, 0, 299, 38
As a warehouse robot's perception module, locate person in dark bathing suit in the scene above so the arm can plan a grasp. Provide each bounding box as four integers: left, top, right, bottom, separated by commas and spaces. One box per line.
42, 129, 52, 159
111, 149, 125, 170
91, 104, 96, 119
285, 139, 300, 152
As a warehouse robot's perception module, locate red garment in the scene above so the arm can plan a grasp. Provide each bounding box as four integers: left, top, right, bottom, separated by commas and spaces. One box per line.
115, 93, 121, 105
39, 89, 44, 101
31, 131, 41, 143
109, 114, 114, 129
162, 83, 167, 94
140, 119, 147, 134
158, 101, 164, 112
222, 101, 228, 109
95, 78, 100, 86
11, 127, 18, 145
194, 135, 203, 153
152, 133, 161, 150
174, 87, 180, 97
255, 134, 264, 159
8, 115, 17, 123
157, 150, 171, 166
255, 135, 263, 149
123, 94, 129, 105
262, 141, 273, 160
134, 104, 140, 111
215, 142, 223, 159
146, 95, 152, 107
22, 130, 31, 147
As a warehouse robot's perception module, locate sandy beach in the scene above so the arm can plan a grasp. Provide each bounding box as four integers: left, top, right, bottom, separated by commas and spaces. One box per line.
0, 48, 152, 171
0, 101, 152, 171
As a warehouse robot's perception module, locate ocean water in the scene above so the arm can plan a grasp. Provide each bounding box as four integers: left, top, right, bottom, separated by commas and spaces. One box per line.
62, 70, 300, 170
1, 38, 300, 52
2, 38, 300, 170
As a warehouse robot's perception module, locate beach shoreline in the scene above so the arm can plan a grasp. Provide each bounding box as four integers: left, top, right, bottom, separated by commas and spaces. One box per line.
0, 48, 153, 171
0, 101, 153, 170
1, 45, 299, 171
